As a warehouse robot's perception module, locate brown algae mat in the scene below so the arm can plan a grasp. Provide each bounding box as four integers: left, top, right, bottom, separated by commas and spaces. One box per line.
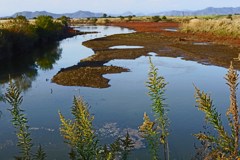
52, 31, 240, 88
52, 66, 129, 88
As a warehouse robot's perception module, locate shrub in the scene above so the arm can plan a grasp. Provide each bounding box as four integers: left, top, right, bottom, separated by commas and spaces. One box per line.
35, 15, 64, 38
162, 16, 167, 20
103, 13, 107, 18
152, 16, 161, 22
93, 18, 98, 23
227, 14, 233, 20
56, 15, 70, 26
1, 17, 38, 53
128, 15, 133, 21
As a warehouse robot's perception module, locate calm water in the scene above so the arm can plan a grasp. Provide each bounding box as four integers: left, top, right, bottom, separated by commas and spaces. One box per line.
0, 25, 235, 159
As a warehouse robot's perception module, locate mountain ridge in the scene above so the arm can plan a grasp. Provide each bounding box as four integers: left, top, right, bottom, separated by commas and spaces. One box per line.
5, 6, 240, 19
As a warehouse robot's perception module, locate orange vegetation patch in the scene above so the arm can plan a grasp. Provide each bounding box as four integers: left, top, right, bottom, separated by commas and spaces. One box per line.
109, 22, 240, 47
108, 22, 179, 32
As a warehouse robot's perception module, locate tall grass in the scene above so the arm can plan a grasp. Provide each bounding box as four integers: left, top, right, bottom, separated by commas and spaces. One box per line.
180, 18, 240, 38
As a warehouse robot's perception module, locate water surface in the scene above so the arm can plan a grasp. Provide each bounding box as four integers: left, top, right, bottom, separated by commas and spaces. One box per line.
0, 25, 235, 159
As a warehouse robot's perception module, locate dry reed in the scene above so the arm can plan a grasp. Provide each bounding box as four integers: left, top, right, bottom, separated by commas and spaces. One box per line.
180, 18, 240, 38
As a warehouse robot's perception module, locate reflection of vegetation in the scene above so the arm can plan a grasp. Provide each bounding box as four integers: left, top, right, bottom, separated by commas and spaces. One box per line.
36, 46, 62, 71
193, 62, 240, 159
139, 57, 170, 160
0, 42, 62, 92
4, 78, 47, 159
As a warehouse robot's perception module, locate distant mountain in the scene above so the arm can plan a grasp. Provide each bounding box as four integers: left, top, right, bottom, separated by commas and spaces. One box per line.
135, 13, 146, 16
152, 7, 240, 16
121, 11, 134, 16
10, 10, 104, 19
11, 11, 62, 19
5, 6, 240, 19
192, 7, 240, 16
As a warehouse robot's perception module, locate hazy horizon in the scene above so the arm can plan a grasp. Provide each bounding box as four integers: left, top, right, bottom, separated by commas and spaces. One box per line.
0, 0, 239, 17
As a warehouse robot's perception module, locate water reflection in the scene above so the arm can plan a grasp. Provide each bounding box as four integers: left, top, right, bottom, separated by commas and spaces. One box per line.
0, 42, 62, 92
36, 46, 62, 71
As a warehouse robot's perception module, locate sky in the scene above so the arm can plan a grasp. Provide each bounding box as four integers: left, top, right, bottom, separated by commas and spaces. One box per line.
0, 0, 239, 16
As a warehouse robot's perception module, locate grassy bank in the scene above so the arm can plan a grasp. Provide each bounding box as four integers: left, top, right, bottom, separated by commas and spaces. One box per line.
180, 18, 240, 38
0, 15, 72, 60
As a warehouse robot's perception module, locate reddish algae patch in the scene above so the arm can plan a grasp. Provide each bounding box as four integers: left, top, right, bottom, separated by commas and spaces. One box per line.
108, 22, 179, 32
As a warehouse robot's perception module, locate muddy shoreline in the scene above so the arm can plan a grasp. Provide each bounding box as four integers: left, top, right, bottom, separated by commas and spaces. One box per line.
80, 22, 240, 70
52, 22, 240, 88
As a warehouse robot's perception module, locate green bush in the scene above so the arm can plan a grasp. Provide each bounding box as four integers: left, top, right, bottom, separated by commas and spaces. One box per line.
162, 16, 167, 20
227, 14, 233, 20
128, 15, 133, 21
103, 13, 107, 18
56, 15, 69, 26
0, 17, 37, 53
35, 15, 64, 38
152, 16, 161, 22
93, 18, 98, 23
120, 16, 124, 21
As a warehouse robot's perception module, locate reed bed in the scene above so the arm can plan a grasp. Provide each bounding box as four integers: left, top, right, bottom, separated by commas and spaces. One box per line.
180, 18, 240, 38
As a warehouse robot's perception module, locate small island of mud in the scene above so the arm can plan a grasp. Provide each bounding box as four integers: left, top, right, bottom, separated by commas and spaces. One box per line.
52, 65, 129, 88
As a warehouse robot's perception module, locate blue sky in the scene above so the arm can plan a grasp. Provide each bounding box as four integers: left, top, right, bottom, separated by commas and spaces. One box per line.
0, 0, 239, 16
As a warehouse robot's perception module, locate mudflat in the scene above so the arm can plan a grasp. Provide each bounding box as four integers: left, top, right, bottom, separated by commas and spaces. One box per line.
52, 22, 240, 88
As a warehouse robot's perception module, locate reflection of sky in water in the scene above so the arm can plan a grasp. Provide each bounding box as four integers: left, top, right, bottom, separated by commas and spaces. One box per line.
0, 25, 236, 159
109, 45, 144, 49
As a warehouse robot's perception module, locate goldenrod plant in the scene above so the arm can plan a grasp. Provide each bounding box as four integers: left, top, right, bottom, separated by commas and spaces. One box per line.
59, 95, 100, 160
139, 57, 170, 160
193, 62, 240, 159
59, 94, 135, 160
5, 77, 33, 159
5, 76, 47, 160
139, 112, 160, 160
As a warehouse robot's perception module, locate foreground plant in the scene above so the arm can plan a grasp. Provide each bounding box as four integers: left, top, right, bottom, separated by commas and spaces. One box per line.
5, 77, 46, 160
193, 62, 240, 159
59, 95, 135, 160
59, 95, 100, 160
139, 57, 170, 160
